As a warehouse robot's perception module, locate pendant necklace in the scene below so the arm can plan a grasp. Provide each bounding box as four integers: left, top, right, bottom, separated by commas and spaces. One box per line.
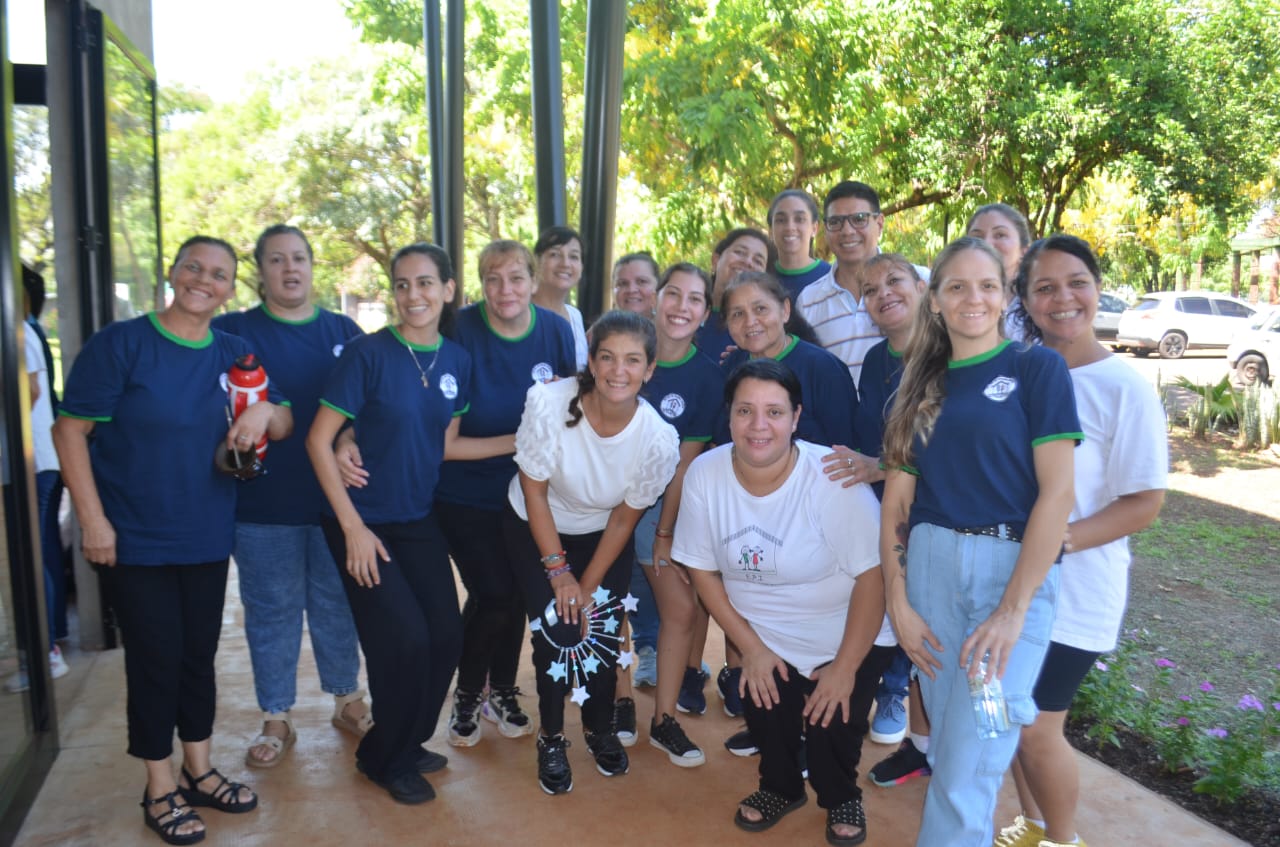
404, 341, 439, 388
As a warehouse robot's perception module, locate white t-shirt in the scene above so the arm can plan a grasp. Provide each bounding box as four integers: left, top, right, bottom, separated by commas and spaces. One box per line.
508, 377, 679, 535
24, 324, 59, 473
565, 303, 589, 371
1053, 355, 1167, 652
673, 441, 892, 677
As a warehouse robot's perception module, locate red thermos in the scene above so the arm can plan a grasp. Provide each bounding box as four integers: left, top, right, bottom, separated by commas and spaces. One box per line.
226, 354, 269, 460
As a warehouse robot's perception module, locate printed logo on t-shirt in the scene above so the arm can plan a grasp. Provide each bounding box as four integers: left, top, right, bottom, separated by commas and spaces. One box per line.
724, 524, 780, 584
439, 373, 459, 399
983, 376, 1018, 403
333, 344, 345, 358
659, 393, 686, 420
531, 362, 554, 383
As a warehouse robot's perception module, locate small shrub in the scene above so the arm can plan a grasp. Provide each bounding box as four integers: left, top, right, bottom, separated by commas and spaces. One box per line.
1175, 376, 1240, 438
1236, 381, 1280, 450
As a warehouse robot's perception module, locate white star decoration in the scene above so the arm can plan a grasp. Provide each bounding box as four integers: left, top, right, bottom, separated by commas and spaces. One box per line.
621, 593, 639, 613
529, 618, 542, 632
570, 686, 590, 706
582, 655, 601, 675
617, 650, 636, 670
602, 616, 619, 634
528, 589, 636, 709
591, 586, 611, 606
547, 661, 567, 682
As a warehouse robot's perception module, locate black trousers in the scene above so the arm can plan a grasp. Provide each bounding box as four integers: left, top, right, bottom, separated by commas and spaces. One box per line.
435, 500, 525, 692
102, 560, 229, 761
744, 644, 896, 810
502, 506, 630, 736
322, 514, 461, 781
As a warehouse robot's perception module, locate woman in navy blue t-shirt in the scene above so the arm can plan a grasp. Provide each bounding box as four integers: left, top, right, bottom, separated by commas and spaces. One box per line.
55, 236, 293, 845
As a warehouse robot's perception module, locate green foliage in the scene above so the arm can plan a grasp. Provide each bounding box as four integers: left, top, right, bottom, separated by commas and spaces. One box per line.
1236, 381, 1280, 450
1174, 376, 1240, 438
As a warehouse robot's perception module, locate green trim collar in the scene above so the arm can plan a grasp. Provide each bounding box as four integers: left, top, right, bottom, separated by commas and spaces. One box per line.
390, 325, 442, 352
262, 304, 320, 326
148, 312, 212, 349
949, 339, 1011, 369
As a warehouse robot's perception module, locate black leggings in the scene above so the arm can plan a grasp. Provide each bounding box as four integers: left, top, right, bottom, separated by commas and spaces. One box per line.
435, 500, 525, 692
322, 514, 461, 781
102, 560, 229, 761
502, 506, 630, 736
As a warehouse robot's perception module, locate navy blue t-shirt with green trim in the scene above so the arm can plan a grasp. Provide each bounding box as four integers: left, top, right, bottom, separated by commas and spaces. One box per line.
641, 345, 725, 443
855, 338, 903, 501
723, 335, 858, 448
908, 340, 1082, 531
213, 305, 362, 525
59, 312, 285, 565
775, 258, 831, 304
435, 303, 575, 510
320, 326, 471, 524
694, 313, 736, 367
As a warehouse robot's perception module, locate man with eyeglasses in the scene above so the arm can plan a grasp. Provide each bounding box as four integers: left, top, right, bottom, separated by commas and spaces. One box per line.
794, 181, 928, 387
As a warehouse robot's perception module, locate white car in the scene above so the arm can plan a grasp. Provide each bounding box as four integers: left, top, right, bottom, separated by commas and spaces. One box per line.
1116, 292, 1258, 359
1226, 307, 1280, 387
1093, 292, 1129, 343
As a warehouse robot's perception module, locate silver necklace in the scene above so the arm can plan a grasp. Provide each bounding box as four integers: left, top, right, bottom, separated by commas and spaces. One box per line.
404, 341, 439, 388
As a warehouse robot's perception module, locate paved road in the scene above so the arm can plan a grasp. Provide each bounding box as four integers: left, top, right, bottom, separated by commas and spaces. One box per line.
1110, 347, 1232, 391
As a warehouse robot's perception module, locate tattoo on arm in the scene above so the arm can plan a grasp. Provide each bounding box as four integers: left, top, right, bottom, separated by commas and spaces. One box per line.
894, 522, 909, 573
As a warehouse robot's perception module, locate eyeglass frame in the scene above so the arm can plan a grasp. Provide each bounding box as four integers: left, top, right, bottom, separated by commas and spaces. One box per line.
824, 211, 880, 232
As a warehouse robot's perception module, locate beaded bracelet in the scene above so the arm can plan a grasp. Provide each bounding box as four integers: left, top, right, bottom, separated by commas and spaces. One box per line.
544, 562, 572, 580
540, 550, 567, 568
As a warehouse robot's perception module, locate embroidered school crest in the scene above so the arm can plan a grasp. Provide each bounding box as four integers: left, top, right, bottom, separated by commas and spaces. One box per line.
332, 344, 345, 358
983, 376, 1017, 403
439, 373, 459, 399
659, 393, 686, 419
531, 362, 554, 383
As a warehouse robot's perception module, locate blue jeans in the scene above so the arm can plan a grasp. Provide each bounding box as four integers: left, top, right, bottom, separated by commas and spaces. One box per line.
234, 523, 361, 713
627, 497, 663, 651
906, 523, 1058, 847
877, 646, 911, 700
36, 471, 66, 643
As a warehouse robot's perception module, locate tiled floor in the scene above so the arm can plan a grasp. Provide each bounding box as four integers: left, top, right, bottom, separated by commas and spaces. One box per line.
15, 567, 1245, 846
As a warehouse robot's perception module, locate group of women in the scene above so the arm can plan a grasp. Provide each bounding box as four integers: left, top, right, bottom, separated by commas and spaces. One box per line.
48, 191, 1165, 846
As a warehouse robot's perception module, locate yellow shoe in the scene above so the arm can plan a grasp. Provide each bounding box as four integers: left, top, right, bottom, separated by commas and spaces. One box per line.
993, 815, 1045, 847
1037, 840, 1087, 847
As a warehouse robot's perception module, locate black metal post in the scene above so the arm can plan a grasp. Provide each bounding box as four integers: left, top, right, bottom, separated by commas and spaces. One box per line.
444, 0, 464, 286
530, 0, 566, 234
577, 0, 626, 324
423, 1, 446, 251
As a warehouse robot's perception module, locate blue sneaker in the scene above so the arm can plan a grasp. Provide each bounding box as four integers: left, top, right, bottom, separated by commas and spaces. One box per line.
676, 665, 709, 715
716, 665, 743, 717
633, 645, 657, 688
870, 691, 907, 745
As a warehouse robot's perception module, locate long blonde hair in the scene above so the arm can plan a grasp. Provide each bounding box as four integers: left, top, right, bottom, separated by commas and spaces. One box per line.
881, 237, 1006, 468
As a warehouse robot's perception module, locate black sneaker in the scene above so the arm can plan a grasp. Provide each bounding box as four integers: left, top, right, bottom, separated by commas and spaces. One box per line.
415, 748, 448, 774
482, 685, 534, 738
536, 733, 574, 795
649, 713, 705, 768
676, 665, 709, 715
717, 665, 744, 717
613, 696, 638, 748
448, 688, 484, 747
869, 738, 931, 786
724, 727, 759, 757
584, 729, 630, 777
356, 761, 436, 804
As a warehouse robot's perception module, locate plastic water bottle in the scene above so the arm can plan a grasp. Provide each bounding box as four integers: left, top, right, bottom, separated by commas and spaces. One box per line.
969, 655, 1010, 738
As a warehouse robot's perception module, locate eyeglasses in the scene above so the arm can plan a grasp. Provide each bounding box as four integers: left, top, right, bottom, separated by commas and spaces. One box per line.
824, 212, 878, 232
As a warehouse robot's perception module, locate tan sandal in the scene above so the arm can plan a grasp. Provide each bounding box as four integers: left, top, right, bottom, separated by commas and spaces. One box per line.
245, 712, 295, 769
331, 690, 373, 737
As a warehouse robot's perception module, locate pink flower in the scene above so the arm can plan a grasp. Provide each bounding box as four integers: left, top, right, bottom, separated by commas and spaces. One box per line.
1094, 660, 1108, 672
1198, 681, 1214, 692
1155, 658, 1177, 669
1176, 717, 1190, 726
1204, 727, 1228, 739
1178, 695, 1192, 702
1237, 694, 1265, 712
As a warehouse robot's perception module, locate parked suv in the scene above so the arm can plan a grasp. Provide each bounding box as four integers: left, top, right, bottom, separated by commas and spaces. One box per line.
1226, 307, 1279, 387
1116, 292, 1257, 359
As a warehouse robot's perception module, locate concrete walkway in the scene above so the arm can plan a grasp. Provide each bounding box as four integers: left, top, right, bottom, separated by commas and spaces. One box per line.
15, 567, 1246, 846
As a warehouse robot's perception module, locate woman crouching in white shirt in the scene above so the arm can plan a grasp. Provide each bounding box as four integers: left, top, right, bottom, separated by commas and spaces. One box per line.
672, 359, 885, 845
503, 310, 679, 795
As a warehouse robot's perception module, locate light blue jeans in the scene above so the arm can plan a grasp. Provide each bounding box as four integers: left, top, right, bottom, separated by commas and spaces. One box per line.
906, 523, 1058, 847
234, 523, 362, 713
627, 497, 663, 651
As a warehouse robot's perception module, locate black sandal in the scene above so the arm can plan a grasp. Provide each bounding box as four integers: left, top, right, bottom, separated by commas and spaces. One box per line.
733, 788, 807, 832
825, 797, 867, 846
180, 767, 259, 814
141, 789, 206, 845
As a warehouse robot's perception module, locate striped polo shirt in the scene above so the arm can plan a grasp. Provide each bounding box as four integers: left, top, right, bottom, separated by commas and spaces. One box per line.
795, 261, 883, 386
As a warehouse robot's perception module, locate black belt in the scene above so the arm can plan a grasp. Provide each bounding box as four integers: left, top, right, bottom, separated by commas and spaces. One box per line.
953, 523, 1024, 543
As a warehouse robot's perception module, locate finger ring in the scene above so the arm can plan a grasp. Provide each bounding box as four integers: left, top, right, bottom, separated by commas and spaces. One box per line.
569, 598, 577, 605
846, 458, 852, 468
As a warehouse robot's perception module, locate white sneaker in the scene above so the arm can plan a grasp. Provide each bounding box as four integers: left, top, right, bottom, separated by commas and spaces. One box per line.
4, 648, 67, 694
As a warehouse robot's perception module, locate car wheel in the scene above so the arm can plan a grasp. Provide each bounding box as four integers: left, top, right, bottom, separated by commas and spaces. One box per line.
1234, 353, 1269, 388
1132, 349, 1152, 358
1158, 332, 1187, 359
